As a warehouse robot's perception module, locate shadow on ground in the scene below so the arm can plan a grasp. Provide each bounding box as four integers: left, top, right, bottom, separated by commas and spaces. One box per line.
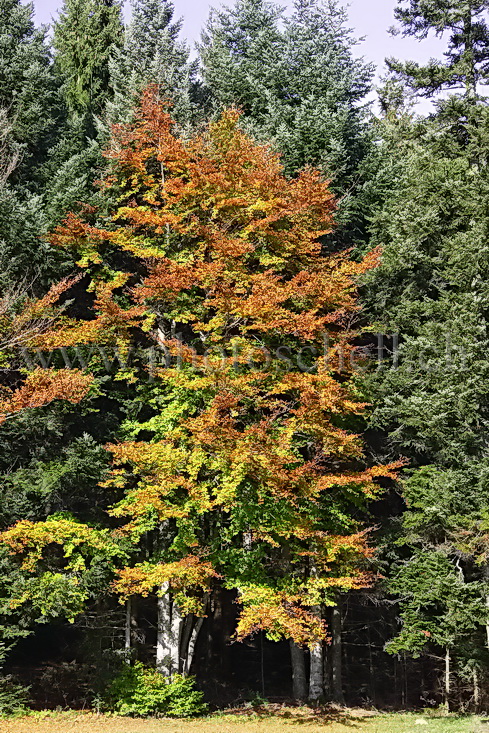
217, 703, 376, 727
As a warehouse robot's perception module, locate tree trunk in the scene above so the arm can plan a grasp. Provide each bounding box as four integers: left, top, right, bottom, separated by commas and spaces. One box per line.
185, 616, 204, 676
368, 624, 376, 706
463, 9, 476, 100
309, 642, 323, 703
125, 597, 132, 652
444, 647, 450, 713
289, 641, 307, 701
179, 613, 205, 676
484, 565, 489, 649
331, 599, 344, 704
156, 583, 182, 677
473, 667, 480, 712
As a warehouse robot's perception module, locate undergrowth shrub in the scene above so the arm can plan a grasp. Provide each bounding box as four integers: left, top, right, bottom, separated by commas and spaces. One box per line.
104, 662, 207, 717
0, 675, 30, 717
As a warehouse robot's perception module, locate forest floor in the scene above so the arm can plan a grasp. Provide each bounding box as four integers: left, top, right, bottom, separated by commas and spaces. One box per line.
1, 707, 485, 733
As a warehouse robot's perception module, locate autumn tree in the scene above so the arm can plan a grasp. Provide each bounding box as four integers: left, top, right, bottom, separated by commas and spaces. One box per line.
0, 278, 95, 424
1, 89, 398, 701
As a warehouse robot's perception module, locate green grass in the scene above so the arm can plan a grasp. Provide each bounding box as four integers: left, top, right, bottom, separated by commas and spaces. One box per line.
2, 708, 486, 733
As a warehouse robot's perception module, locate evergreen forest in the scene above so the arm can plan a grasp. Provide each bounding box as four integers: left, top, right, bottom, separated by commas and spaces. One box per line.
1, 0, 489, 719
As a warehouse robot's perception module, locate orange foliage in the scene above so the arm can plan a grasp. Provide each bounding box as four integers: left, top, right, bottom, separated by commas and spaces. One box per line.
0, 368, 93, 424
0, 87, 401, 643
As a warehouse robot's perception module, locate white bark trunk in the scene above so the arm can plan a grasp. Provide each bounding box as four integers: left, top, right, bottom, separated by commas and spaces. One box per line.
308, 642, 323, 702
125, 597, 132, 651
308, 602, 324, 703
185, 617, 204, 676
156, 583, 182, 677
444, 647, 450, 712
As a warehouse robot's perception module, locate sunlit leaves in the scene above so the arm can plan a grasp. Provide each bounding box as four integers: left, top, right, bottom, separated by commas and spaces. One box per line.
1, 88, 399, 641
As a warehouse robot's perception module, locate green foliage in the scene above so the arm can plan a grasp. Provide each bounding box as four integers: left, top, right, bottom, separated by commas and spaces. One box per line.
201, 0, 374, 173
3, 0, 489, 710
107, 0, 198, 127
0, 675, 30, 718
362, 16, 489, 686
388, 0, 489, 100
42, 118, 104, 229
0, 434, 110, 525
0, 185, 62, 289
365, 108, 489, 470
105, 663, 207, 717
386, 550, 486, 657
0, 0, 62, 189
54, 0, 124, 116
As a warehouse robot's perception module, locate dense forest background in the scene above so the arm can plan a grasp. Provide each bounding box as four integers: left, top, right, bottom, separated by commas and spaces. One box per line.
1, 0, 489, 717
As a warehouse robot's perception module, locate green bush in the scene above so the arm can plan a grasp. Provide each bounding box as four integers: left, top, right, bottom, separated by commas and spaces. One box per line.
105, 662, 207, 718
0, 675, 30, 717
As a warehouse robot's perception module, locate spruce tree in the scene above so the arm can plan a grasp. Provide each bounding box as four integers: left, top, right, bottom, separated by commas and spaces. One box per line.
199, 0, 285, 123
41, 114, 105, 229
53, 0, 124, 117
363, 1, 489, 698
275, 0, 373, 183
388, 0, 489, 100
47, 0, 125, 230
107, 0, 197, 126
0, 0, 61, 189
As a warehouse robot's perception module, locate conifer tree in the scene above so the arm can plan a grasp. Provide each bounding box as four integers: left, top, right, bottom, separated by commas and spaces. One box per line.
107, 0, 197, 126
388, 0, 489, 100
0, 0, 61, 189
275, 0, 373, 184
199, 0, 285, 124
53, 0, 124, 117
364, 0, 489, 698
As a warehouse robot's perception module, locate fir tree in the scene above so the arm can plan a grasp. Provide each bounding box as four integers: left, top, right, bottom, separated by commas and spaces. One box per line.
388, 0, 489, 100
53, 0, 124, 117
276, 0, 373, 183
199, 0, 374, 244
41, 114, 105, 229
199, 0, 285, 123
364, 68, 489, 705
357, 1, 489, 700
107, 0, 197, 126
0, 0, 61, 189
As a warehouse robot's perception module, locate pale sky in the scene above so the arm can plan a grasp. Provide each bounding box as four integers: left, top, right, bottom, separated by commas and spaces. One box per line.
32, 0, 446, 100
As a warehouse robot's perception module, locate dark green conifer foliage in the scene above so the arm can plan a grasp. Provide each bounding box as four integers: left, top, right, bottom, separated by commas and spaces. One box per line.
388, 0, 489, 99
0, 186, 60, 289
200, 0, 373, 185
364, 1, 489, 693
53, 0, 124, 116
200, 0, 285, 122
0, 0, 61, 188
107, 0, 197, 125
41, 115, 105, 229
